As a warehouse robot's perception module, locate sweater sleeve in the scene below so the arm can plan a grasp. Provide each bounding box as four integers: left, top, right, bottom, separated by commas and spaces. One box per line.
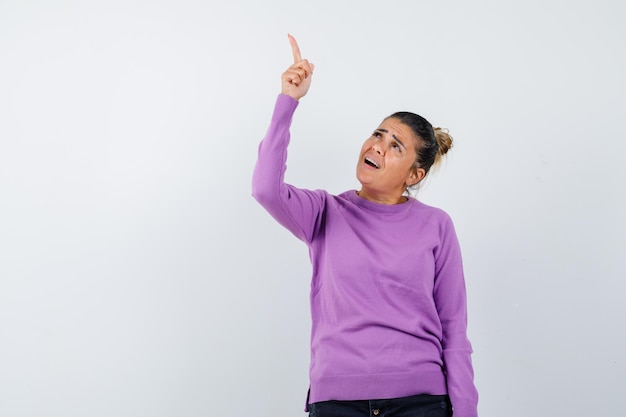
433, 215, 479, 417
251, 94, 326, 243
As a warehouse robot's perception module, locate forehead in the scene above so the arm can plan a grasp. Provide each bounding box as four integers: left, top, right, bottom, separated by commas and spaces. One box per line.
377, 117, 419, 145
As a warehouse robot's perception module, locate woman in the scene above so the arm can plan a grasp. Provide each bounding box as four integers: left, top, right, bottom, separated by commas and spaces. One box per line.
252, 35, 478, 417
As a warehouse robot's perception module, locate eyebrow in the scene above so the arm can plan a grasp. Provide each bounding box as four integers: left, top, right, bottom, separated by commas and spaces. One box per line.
375, 128, 407, 150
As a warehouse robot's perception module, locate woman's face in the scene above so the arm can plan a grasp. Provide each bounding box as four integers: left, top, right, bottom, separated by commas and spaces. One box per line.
356, 117, 424, 203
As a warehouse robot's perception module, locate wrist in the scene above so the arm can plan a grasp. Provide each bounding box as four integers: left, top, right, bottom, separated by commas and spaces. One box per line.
281, 90, 302, 101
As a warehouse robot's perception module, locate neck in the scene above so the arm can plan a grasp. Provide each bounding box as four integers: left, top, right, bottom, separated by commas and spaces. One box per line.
357, 188, 407, 205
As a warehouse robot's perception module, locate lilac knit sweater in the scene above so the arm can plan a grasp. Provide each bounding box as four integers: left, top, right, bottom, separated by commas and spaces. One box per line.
252, 95, 478, 417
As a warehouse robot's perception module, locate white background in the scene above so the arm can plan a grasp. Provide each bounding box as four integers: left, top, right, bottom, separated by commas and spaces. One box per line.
1, 1, 625, 416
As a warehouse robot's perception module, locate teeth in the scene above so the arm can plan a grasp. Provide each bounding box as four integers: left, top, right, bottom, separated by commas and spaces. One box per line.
365, 157, 379, 168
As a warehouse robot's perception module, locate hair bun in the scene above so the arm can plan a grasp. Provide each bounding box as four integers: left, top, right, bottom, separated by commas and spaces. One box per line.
433, 127, 453, 165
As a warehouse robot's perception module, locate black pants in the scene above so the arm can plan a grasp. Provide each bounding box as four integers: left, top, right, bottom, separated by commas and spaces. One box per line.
308, 394, 451, 417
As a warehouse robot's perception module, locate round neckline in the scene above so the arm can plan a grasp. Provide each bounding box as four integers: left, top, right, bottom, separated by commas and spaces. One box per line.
347, 190, 416, 213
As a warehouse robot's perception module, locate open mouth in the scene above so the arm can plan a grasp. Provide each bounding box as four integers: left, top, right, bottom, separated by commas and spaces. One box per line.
364, 157, 380, 169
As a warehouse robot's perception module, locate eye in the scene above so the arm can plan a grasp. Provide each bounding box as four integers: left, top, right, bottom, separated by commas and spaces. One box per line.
392, 142, 402, 152
372, 131, 382, 139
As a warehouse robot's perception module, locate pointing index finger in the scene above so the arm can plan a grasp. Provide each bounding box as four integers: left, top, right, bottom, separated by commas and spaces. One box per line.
288, 33, 302, 63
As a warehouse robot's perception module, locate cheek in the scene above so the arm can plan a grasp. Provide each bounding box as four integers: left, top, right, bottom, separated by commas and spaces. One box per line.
391, 157, 416, 178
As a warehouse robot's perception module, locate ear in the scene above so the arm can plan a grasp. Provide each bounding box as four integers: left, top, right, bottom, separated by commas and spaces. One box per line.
406, 167, 426, 187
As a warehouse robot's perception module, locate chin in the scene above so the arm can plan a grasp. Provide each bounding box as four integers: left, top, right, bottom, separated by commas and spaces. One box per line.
355, 174, 370, 188
356, 167, 373, 183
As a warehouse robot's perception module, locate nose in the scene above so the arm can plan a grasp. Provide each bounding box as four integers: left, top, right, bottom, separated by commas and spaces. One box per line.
371, 143, 383, 155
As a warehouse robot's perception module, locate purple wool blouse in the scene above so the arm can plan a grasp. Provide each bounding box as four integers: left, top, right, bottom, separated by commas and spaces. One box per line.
252, 94, 478, 417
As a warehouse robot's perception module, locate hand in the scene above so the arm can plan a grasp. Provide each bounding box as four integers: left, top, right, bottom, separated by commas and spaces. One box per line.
281, 34, 315, 100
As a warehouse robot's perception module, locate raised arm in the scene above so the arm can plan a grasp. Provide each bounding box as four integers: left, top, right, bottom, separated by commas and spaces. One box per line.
252, 36, 325, 243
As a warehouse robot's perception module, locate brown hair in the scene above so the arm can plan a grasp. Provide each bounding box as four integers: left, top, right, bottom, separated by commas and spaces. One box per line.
433, 127, 453, 167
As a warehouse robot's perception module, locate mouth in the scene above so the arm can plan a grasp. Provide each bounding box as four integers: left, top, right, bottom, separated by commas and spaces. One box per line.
364, 156, 380, 169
